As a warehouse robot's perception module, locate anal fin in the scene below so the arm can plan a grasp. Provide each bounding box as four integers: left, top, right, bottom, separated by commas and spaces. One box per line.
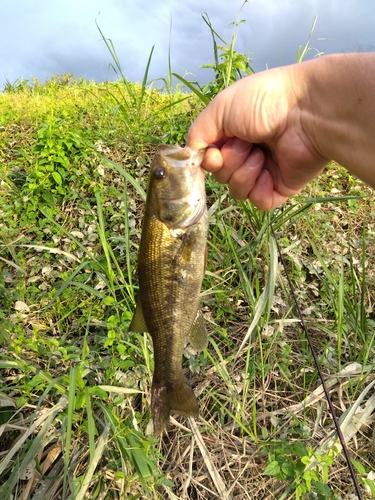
189, 309, 208, 351
128, 298, 148, 333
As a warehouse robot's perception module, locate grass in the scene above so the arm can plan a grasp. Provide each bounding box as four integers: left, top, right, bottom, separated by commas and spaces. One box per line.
1, 11, 375, 500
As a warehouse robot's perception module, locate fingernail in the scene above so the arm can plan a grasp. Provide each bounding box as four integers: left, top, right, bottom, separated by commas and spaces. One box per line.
256, 169, 269, 186
232, 138, 251, 154
248, 148, 264, 168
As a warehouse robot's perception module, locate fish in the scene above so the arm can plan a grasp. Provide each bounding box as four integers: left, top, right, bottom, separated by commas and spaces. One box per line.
128, 144, 208, 436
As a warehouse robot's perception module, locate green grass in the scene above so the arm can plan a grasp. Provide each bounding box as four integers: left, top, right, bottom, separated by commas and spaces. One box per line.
1, 10, 375, 500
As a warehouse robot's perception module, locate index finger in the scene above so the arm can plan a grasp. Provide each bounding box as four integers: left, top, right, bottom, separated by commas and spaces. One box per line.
201, 146, 224, 172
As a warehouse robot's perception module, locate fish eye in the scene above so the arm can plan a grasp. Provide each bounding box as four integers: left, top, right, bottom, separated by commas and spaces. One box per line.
154, 166, 166, 180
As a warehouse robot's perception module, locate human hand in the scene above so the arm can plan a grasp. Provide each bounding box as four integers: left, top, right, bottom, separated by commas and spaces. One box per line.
187, 65, 329, 210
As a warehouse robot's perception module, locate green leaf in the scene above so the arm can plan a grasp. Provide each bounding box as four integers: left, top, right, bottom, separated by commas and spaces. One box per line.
88, 386, 109, 399
263, 461, 281, 477
292, 442, 308, 457
75, 390, 86, 410
172, 73, 211, 105
295, 483, 307, 499
312, 479, 332, 496
52, 171, 62, 185
97, 402, 155, 482
281, 462, 295, 478
351, 458, 366, 475
102, 296, 115, 305
364, 479, 375, 496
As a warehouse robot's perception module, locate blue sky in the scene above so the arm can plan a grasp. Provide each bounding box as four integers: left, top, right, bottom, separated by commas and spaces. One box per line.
0, 0, 374, 89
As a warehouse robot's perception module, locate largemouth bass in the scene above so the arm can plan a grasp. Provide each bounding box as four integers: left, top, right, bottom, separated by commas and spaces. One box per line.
128, 144, 208, 436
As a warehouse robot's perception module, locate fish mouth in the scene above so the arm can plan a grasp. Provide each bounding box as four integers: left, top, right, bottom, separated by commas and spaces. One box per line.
157, 145, 206, 169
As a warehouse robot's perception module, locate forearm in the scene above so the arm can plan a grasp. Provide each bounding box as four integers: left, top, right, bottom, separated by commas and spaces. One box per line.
296, 53, 375, 188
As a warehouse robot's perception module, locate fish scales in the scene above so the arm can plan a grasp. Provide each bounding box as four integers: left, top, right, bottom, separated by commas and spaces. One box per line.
128, 144, 208, 436
140, 216, 206, 378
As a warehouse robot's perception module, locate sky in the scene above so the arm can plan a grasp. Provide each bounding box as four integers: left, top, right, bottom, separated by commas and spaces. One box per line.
0, 0, 374, 90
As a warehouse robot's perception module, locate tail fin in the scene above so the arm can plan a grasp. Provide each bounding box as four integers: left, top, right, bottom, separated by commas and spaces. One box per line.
152, 376, 199, 436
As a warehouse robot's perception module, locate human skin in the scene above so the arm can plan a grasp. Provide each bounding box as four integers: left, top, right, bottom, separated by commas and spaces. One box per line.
187, 53, 375, 211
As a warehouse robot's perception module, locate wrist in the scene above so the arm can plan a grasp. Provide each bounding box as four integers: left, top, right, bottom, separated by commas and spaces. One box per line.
295, 54, 375, 187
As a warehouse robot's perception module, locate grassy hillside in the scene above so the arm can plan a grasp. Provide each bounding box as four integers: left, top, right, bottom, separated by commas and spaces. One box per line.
1, 72, 375, 499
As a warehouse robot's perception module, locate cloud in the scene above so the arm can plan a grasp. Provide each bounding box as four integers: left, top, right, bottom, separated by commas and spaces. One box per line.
0, 0, 374, 89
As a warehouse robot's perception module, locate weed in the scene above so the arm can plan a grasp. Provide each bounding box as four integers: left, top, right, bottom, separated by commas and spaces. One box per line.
20, 121, 96, 210
2, 76, 30, 93
173, 2, 254, 104
0, 7, 375, 500
199, 7, 254, 99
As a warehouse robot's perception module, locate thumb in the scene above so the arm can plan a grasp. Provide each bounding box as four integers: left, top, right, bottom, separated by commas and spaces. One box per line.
187, 96, 227, 150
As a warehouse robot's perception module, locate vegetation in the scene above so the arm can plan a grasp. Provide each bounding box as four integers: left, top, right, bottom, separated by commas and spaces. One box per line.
1, 7, 375, 499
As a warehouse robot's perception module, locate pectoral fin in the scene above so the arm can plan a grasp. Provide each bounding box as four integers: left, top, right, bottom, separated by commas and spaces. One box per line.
189, 309, 208, 351
128, 299, 148, 333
